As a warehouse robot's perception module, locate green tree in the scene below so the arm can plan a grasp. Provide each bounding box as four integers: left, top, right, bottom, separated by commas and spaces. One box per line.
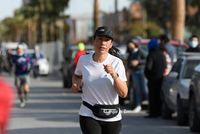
24, 0, 69, 42
146, 22, 162, 39
185, 0, 200, 35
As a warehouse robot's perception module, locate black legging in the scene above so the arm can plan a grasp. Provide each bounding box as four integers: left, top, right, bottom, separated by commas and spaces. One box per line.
147, 79, 163, 117
79, 115, 122, 134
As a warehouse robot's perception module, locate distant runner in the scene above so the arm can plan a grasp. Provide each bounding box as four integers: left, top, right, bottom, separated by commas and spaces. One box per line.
12, 43, 32, 108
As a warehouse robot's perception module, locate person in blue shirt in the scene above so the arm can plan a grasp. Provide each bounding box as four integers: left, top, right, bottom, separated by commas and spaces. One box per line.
32, 45, 43, 78
32, 45, 43, 60
12, 43, 33, 108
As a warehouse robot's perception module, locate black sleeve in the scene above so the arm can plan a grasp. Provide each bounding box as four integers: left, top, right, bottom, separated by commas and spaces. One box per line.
127, 55, 131, 69
144, 54, 153, 79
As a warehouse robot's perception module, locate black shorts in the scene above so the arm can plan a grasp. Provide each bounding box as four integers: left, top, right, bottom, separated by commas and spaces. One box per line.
79, 115, 122, 134
15, 75, 30, 86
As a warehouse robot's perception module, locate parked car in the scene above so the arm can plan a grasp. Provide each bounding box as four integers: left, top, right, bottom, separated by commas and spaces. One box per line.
25, 49, 50, 76
188, 63, 200, 132
61, 45, 95, 88
161, 52, 200, 126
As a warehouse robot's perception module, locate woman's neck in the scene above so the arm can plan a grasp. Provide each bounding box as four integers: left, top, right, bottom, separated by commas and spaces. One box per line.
93, 53, 108, 63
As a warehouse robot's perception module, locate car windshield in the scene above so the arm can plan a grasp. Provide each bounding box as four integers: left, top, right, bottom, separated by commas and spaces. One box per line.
26, 52, 34, 59
174, 45, 187, 53
71, 50, 78, 59
138, 44, 148, 52
182, 60, 200, 78
70, 48, 94, 60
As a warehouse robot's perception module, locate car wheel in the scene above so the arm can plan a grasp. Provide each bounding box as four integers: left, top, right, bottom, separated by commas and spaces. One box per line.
162, 99, 172, 119
177, 98, 188, 126
44, 73, 49, 77
189, 95, 200, 132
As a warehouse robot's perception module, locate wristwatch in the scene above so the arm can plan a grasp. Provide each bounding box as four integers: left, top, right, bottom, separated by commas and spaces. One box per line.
112, 73, 119, 80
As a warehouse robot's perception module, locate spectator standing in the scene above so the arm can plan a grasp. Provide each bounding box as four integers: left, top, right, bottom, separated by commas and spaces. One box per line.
127, 39, 148, 113
144, 39, 166, 118
186, 35, 200, 52
160, 35, 177, 65
7, 49, 13, 75
12, 43, 32, 108
33, 45, 43, 60
73, 43, 86, 69
32, 45, 43, 79
71, 26, 128, 134
159, 42, 172, 76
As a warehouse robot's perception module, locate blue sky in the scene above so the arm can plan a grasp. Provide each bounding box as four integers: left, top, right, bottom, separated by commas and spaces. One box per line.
0, 0, 132, 21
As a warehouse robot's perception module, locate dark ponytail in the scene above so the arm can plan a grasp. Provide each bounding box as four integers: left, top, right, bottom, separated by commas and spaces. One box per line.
93, 36, 121, 58
109, 46, 121, 58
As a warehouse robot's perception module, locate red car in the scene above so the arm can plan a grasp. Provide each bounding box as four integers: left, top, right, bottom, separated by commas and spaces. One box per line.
135, 39, 189, 53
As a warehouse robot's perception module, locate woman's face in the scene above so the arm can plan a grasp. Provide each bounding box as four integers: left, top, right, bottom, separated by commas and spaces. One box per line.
128, 42, 136, 50
92, 35, 113, 55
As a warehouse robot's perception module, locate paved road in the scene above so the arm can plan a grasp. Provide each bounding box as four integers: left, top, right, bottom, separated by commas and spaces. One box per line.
2, 73, 194, 134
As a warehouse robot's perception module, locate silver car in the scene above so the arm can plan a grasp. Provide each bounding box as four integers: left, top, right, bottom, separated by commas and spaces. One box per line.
189, 63, 200, 132
25, 49, 50, 76
61, 45, 94, 88
161, 54, 200, 126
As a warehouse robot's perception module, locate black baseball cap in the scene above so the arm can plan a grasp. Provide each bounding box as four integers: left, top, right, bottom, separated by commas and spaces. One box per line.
94, 26, 113, 40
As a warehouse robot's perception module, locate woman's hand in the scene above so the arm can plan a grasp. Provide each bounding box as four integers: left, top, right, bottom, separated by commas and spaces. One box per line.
103, 64, 128, 98
71, 74, 82, 93
131, 60, 139, 67
71, 84, 81, 93
103, 64, 117, 78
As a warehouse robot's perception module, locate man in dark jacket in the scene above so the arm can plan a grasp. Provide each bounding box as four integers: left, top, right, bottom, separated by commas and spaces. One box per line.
186, 35, 200, 52
144, 39, 166, 118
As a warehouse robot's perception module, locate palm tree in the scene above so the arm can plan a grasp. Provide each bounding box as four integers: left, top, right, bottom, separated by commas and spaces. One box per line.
171, 0, 185, 41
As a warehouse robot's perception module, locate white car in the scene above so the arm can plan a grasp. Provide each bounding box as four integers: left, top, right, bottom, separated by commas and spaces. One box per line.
1, 42, 28, 56
161, 53, 200, 126
25, 49, 50, 76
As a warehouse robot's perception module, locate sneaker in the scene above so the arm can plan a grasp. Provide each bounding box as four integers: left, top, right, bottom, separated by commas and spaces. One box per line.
20, 102, 25, 108
133, 105, 142, 113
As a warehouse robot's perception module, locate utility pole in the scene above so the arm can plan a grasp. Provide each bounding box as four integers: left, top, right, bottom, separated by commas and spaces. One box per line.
93, 0, 100, 32
115, 0, 118, 13
37, 2, 45, 43
171, 0, 185, 41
